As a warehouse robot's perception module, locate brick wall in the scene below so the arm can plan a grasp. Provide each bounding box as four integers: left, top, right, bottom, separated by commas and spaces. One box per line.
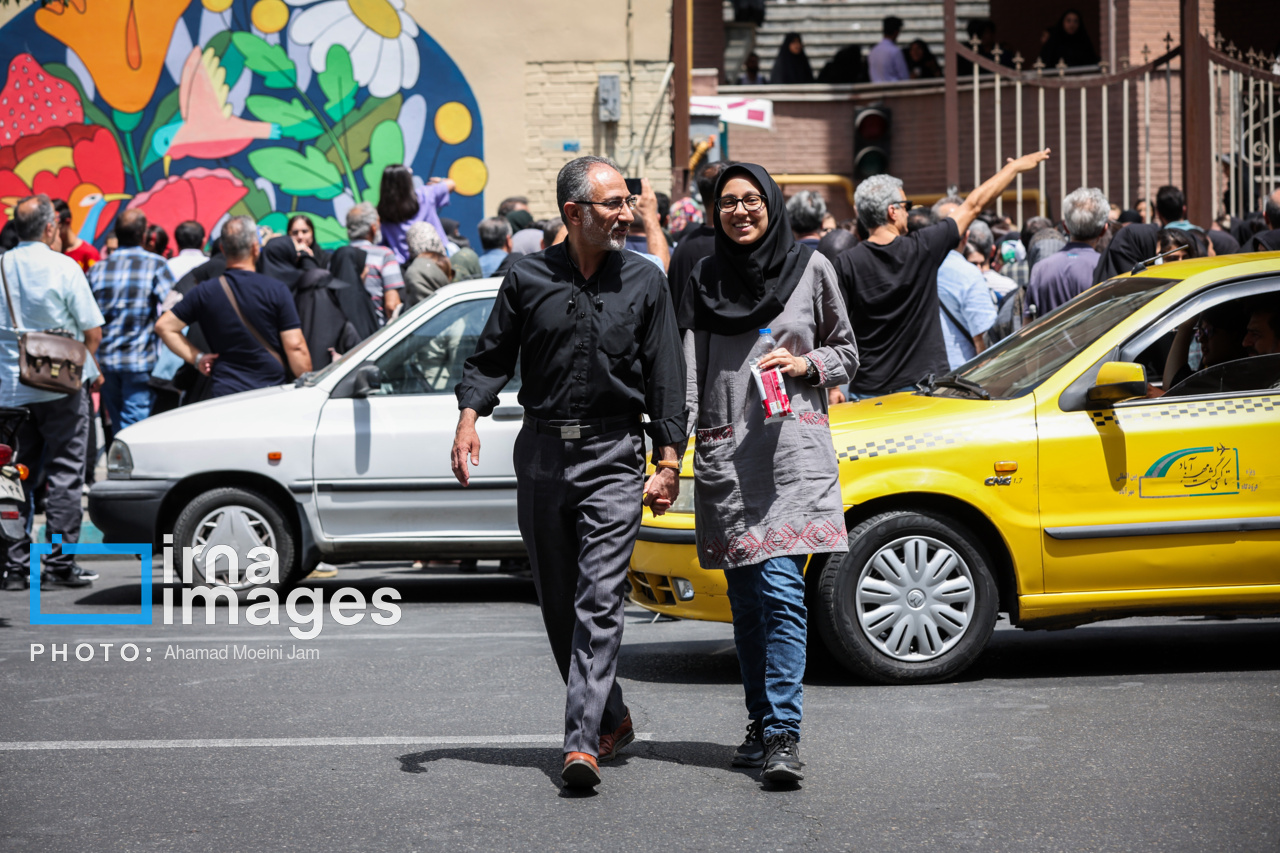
692, 0, 726, 80
522, 61, 674, 219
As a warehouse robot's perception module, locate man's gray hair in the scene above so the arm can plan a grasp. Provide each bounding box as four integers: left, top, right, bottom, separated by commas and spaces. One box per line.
931, 194, 965, 218
556, 155, 621, 219
406, 221, 445, 257
854, 174, 905, 231
967, 219, 994, 258
221, 216, 259, 261
786, 190, 828, 234
1062, 186, 1109, 240
13, 194, 55, 242
477, 217, 512, 251
346, 202, 378, 241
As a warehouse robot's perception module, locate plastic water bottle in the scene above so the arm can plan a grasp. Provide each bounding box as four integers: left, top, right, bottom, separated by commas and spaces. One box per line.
748, 329, 796, 422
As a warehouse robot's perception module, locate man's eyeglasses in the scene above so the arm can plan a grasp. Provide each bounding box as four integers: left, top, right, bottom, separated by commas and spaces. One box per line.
888, 200, 916, 213
717, 194, 765, 213
574, 196, 638, 212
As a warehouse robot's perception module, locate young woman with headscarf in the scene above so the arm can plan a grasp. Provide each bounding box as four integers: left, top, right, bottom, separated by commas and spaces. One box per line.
681, 163, 858, 783
771, 33, 814, 84
1039, 9, 1098, 68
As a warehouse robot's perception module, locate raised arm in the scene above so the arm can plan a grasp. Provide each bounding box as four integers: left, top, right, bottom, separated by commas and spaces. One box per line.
950, 149, 1051, 235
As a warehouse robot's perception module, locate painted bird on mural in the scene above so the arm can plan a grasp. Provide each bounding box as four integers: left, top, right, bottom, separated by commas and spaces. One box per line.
150, 47, 279, 173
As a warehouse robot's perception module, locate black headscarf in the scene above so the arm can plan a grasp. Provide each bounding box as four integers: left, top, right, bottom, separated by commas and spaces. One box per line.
680, 163, 812, 336
1039, 10, 1098, 68
259, 235, 324, 292
771, 33, 814, 84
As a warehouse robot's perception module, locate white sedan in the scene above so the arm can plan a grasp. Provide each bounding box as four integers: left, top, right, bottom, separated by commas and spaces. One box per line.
89, 279, 524, 589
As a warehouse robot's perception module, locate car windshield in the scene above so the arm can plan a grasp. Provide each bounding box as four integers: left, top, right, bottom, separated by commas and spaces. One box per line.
936, 276, 1179, 399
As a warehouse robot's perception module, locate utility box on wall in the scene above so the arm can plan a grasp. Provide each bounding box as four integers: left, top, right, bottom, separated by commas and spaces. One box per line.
598, 74, 621, 122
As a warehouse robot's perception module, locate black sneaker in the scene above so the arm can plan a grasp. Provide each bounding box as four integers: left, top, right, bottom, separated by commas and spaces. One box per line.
70, 563, 99, 581
40, 566, 94, 589
732, 719, 765, 767
761, 733, 804, 783
1, 571, 29, 591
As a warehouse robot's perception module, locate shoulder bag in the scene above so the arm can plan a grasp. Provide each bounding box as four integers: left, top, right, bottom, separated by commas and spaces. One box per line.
1, 256, 88, 394
219, 276, 290, 377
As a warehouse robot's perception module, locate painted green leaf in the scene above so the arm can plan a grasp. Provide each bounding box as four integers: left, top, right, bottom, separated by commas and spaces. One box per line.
360, 120, 405, 208
258, 211, 289, 236
316, 45, 356, 122
42, 63, 126, 160
228, 166, 274, 221
113, 109, 143, 133
205, 31, 245, 86
246, 146, 344, 200
245, 96, 322, 141
231, 32, 296, 89
313, 215, 349, 250
139, 88, 182, 172
315, 93, 402, 172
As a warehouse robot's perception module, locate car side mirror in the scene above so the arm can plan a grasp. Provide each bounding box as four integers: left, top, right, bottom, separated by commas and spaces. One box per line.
1087, 361, 1146, 406
351, 363, 382, 398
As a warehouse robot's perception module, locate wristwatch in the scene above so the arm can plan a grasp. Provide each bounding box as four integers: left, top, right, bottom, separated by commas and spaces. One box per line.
803, 356, 821, 386
655, 460, 681, 472
192, 351, 205, 366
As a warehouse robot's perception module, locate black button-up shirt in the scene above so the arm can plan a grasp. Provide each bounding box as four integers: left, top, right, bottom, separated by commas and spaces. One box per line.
455, 241, 689, 448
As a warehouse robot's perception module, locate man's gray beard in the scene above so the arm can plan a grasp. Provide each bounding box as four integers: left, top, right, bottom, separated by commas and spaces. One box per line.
582, 206, 626, 252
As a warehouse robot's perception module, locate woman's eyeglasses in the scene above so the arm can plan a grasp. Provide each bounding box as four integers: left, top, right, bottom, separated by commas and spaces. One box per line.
574, 196, 639, 212
717, 194, 765, 213
289, 229, 311, 236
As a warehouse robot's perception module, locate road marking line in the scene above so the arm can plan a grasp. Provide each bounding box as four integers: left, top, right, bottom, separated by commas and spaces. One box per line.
0, 734, 654, 751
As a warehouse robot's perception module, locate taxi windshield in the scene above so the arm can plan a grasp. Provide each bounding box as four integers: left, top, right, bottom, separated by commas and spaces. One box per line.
941, 276, 1179, 399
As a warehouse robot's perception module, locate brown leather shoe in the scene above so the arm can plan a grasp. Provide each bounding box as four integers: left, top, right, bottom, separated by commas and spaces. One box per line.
561, 752, 601, 788
597, 711, 634, 762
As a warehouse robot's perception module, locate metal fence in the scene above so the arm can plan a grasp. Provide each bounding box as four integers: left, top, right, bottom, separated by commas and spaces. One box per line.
1210, 40, 1280, 221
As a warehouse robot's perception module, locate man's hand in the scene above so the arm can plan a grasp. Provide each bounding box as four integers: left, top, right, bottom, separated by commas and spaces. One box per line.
642, 468, 679, 516
1007, 148, 1051, 174
637, 178, 659, 220
195, 352, 218, 376
828, 386, 847, 405
756, 347, 808, 377
451, 409, 481, 486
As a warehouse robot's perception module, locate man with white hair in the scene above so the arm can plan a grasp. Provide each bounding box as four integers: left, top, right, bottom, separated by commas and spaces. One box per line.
833, 148, 1049, 399
344, 202, 402, 319
786, 189, 828, 248
1025, 187, 1109, 317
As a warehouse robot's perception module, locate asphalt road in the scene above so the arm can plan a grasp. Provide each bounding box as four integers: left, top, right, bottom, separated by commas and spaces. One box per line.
1, 556, 1277, 852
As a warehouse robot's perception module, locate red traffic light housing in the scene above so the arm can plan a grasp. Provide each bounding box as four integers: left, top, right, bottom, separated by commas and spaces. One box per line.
853, 106, 891, 180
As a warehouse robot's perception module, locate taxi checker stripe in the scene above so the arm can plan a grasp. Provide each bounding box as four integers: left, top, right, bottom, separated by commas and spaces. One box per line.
1131, 395, 1276, 421
838, 430, 965, 463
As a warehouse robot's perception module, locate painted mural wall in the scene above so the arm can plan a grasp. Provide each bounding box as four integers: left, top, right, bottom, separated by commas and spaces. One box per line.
0, 0, 487, 249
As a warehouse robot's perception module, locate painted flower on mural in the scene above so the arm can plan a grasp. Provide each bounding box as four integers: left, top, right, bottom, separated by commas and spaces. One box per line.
126, 167, 247, 241
0, 124, 127, 241
0, 1, 487, 251
34, 0, 194, 115
286, 0, 420, 98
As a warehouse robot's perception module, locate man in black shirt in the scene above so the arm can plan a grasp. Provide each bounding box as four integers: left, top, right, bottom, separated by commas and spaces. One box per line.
452, 156, 686, 790
667, 161, 730, 321
832, 149, 1049, 400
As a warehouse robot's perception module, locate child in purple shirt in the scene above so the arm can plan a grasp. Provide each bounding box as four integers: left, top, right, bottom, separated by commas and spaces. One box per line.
376, 164, 454, 263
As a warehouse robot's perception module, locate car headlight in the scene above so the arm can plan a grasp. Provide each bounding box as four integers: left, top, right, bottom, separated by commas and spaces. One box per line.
668, 477, 695, 514
106, 440, 133, 479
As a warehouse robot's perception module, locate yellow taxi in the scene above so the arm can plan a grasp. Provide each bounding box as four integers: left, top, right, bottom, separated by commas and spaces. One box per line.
629, 254, 1280, 683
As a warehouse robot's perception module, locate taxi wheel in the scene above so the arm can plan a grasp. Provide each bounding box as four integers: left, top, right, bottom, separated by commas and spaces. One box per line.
172, 486, 299, 596
816, 510, 998, 685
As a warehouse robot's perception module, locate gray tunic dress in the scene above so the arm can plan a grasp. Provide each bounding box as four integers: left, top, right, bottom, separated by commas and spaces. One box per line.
686, 251, 859, 570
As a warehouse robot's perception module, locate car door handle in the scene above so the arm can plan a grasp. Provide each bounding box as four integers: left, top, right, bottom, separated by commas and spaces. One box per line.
493, 406, 524, 420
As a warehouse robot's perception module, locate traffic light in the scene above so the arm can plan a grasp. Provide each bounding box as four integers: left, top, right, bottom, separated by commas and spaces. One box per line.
853, 106, 891, 180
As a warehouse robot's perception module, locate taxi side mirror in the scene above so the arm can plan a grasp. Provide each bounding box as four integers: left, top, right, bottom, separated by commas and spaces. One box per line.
1087, 361, 1146, 405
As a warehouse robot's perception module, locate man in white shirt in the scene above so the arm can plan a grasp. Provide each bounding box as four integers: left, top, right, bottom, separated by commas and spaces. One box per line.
0, 194, 104, 591
165, 220, 209, 283
868, 16, 910, 83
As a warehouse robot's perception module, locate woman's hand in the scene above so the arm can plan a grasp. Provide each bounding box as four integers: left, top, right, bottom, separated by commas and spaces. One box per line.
756, 347, 808, 377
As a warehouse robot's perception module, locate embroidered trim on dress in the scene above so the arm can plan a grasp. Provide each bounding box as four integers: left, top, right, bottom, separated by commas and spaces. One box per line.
797, 411, 829, 426
696, 425, 734, 443
809, 352, 829, 385
703, 519, 846, 566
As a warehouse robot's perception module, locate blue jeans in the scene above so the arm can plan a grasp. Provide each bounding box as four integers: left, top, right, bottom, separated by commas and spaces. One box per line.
724, 553, 807, 740
847, 384, 918, 401
100, 370, 154, 431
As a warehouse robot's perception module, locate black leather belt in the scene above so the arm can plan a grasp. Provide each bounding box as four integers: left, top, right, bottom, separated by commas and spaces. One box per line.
523, 414, 640, 440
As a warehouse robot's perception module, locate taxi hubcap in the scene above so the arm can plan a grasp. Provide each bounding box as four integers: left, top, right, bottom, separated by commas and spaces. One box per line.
855, 535, 976, 661
190, 505, 276, 589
